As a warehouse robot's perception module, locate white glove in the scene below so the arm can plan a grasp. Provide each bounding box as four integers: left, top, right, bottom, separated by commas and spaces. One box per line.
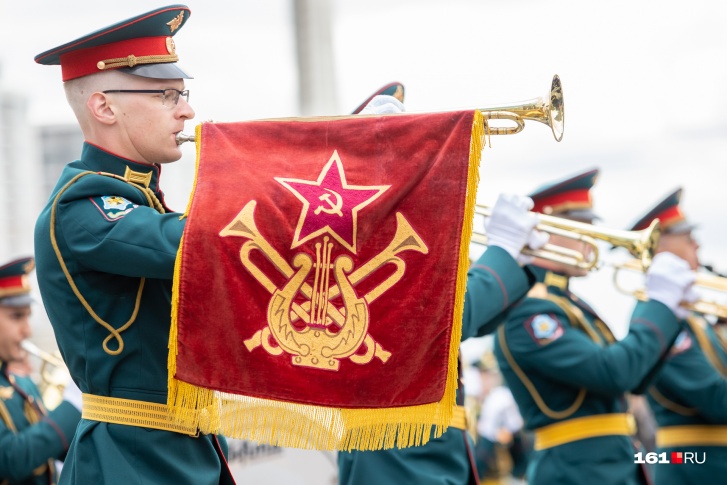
485, 194, 545, 265
519, 229, 550, 265
62, 378, 83, 411
359, 95, 405, 115
646, 252, 697, 319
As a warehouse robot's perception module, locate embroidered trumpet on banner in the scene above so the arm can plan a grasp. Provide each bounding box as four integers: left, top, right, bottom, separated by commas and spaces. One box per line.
168, 110, 484, 451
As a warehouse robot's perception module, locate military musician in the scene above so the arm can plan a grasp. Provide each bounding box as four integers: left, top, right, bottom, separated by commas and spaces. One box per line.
493, 169, 696, 485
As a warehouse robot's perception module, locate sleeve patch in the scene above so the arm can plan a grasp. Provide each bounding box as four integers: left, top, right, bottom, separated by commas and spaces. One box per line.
525, 314, 564, 345
670, 330, 692, 355
90, 196, 138, 221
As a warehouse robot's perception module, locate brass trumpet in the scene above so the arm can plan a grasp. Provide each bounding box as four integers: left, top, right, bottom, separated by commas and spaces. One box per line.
176, 74, 565, 145
613, 259, 727, 319
21, 340, 70, 410
474, 205, 661, 271
479, 74, 564, 142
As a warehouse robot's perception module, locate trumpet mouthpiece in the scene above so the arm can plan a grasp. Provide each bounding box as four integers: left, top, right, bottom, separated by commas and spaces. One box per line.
176, 132, 196, 145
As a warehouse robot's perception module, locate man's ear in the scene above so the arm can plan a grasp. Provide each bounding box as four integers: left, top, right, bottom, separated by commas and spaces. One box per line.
87, 92, 116, 126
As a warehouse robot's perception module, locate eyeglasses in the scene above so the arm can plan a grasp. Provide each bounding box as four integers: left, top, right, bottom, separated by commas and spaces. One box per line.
102, 89, 190, 107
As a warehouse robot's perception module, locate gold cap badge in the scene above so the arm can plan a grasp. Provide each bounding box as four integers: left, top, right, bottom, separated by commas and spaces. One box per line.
167, 11, 184, 33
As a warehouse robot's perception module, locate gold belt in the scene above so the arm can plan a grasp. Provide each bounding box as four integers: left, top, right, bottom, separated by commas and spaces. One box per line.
82, 393, 198, 436
449, 405, 467, 430
656, 425, 727, 447
534, 413, 636, 450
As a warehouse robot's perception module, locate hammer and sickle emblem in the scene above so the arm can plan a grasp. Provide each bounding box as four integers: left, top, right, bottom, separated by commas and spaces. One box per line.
314, 189, 343, 216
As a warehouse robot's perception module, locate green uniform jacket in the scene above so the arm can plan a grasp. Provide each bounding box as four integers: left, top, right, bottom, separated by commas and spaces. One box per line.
0, 362, 80, 485
493, 266, 681, 485
646, 315, 727, 485
338, 246, 534, 485
33, 143, 233, 485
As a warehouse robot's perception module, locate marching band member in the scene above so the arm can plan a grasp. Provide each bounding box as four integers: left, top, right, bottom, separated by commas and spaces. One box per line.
630, 188, 727, 484
33, 6, 424, 484
493, 168, 696, 485
32, 5, 238, 484
0, 257, 80, 485
338, 192, 550, 484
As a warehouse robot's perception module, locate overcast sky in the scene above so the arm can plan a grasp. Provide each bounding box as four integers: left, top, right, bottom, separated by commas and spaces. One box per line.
2, 0, 726, 345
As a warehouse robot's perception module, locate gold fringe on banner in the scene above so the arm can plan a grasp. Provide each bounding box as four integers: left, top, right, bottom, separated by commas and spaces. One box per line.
167, 111, 484, 451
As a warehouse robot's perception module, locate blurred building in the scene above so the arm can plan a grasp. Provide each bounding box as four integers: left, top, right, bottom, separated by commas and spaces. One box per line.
293, 0, 337, 116
0, 65, 82, 353
0, 85, 42, 258
37, 124, 84, 202
0, 69, 82, 259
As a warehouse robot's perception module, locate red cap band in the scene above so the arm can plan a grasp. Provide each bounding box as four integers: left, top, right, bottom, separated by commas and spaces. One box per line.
0, 275, 28, 297
634, 205, 684, 231
59, 36, 175, 81
532, 188, 591, 215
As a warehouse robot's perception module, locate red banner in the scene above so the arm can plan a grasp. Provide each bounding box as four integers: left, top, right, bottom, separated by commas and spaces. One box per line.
169, 110, 484, 450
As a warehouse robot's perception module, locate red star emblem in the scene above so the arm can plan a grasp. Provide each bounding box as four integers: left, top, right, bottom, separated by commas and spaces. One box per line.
275, 151, 389, 253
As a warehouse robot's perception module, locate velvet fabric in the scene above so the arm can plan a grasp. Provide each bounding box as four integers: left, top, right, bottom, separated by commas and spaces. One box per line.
168, 113, 481, 455
172, 111, 478, 410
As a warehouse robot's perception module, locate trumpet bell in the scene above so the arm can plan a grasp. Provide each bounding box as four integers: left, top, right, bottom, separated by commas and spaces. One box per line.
21, 341, 70, 410
480, 74, 565, 142
548, 75, 565, 141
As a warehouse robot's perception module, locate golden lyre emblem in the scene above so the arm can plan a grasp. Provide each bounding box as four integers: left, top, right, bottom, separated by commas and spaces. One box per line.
221, 152, 429, 371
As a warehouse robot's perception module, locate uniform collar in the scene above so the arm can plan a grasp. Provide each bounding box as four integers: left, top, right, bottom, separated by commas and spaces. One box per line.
528, 265, 570, 292
80, 142, 163, 193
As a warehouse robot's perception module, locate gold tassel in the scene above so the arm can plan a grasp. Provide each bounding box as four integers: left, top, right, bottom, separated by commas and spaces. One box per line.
170, 120, 201, 412
167, 234, 182, 404
180, 123, 203, 220
168, 386, 461, 450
